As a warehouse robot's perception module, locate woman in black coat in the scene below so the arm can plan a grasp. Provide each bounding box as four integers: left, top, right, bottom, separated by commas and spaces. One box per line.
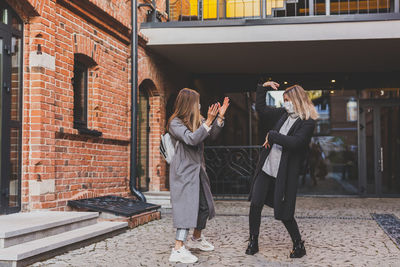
246, 81, 318, 258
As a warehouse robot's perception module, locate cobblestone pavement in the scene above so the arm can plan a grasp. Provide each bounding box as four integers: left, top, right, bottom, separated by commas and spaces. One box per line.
34, 197, 400, 267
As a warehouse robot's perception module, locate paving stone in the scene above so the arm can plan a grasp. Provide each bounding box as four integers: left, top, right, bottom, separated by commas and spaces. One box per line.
33, 197, 400, 267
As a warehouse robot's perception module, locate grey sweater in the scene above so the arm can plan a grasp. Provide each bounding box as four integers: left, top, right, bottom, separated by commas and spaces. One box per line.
262, 114, 299, 178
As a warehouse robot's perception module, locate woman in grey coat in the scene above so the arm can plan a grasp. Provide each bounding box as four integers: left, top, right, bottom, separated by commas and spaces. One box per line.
167, 88, 230, 264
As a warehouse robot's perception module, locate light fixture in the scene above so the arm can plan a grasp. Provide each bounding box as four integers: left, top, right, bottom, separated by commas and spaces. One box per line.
284, 81, 288, 85
330, 90, 335, 94
331, 79, 336, 83
346, 97, 358, 122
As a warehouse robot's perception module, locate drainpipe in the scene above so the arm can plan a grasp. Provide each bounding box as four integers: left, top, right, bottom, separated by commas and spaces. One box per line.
130, 0, 146, 202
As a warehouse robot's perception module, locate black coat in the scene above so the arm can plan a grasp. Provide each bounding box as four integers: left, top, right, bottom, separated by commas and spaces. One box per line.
248, 85, 316, 220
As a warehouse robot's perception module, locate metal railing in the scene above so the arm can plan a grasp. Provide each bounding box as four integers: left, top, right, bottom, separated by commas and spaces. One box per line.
167, 0, 400, 21
204, 146, 262, 197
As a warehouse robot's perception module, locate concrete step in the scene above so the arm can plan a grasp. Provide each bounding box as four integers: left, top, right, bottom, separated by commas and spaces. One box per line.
0, 212, 98, 248
0, 221, 127, 265
144, 192, 171, 209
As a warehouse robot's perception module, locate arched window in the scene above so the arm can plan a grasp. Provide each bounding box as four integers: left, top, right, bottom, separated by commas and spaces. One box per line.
73, 53, 101, 136
138, 88, 150, 191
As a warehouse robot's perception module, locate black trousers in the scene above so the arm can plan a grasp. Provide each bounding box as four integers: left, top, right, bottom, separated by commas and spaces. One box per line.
196, 181, 209, 230
249, 171, 301, 243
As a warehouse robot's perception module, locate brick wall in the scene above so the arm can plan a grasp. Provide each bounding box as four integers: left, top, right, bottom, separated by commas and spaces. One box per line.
5, 0, 189, 211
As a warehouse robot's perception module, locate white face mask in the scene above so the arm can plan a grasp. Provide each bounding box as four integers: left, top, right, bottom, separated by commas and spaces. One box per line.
283, 101, 295, 114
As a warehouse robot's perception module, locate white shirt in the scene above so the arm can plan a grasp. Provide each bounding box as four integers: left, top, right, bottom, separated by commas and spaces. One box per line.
262, 114, 299, 178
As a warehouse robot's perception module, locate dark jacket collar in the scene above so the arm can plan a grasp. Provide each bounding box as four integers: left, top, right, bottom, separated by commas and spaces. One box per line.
274, 112, 302, 136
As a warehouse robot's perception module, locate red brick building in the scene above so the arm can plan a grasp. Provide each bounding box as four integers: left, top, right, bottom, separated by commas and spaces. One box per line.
0, 0, 185, 214
2, 0, 400, 215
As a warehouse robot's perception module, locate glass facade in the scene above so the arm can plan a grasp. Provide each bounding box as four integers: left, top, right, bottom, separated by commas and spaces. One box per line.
200, 81, 400, 197
263, 89, 359, 195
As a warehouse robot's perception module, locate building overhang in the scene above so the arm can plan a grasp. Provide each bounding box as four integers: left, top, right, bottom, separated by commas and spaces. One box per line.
141, 16, 400, 74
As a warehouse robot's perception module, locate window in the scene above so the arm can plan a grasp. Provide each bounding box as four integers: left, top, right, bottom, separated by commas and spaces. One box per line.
73, 54, 101, 136
0, 1, 23, 214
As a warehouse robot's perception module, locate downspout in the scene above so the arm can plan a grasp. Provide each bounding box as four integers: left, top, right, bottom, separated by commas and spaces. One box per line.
130, 0, 146, 202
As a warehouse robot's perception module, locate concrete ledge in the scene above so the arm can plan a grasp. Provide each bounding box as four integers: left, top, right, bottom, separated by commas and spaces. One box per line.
141, 20, 400, 45
144, 191, 171, 209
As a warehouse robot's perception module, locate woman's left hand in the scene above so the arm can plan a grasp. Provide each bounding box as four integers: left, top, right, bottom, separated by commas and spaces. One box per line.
218, 97, 230, 118
262, 133, 270, 148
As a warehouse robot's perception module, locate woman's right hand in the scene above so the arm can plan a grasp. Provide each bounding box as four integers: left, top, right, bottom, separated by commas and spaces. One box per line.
205, 103, 219, 127
262, 81, 280, 90
262, 133, 270, 149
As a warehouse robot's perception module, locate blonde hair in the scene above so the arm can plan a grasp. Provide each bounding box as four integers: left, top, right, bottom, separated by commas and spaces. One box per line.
167, 88, 202, 132
284, 85, 319, 120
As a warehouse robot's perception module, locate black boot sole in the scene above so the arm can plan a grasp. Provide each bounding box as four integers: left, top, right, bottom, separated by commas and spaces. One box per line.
290, 251, 306, 258
245, 248, 259, 255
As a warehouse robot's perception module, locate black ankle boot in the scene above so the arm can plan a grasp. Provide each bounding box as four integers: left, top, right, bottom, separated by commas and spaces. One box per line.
245, 235, 259, 255
290, 240, 306, 258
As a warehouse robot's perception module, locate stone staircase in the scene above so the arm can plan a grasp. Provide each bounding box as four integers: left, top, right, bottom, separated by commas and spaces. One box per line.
0, 211, 127, 267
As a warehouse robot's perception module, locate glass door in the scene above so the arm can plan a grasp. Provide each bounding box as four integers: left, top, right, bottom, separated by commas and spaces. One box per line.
0, 27, 12, 214
0, 33, 3, 213
359, 100, 400, 196
380, 105, 400, 194
0, 2, 23, 214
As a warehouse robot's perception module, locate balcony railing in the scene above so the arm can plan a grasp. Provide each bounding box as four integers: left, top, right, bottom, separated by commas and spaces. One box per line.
167, 0, 400, 21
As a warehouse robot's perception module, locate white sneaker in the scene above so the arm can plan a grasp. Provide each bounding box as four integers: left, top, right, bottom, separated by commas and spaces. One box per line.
187, 235, 215, 251
169, 246, 198, 263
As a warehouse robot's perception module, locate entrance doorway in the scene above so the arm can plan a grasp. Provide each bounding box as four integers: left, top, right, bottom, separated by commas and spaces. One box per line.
0, 3, 23, 214
359, 99, 400, 196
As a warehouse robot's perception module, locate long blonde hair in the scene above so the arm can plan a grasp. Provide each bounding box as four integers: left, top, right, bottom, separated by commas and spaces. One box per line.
284, 85, 319, 120
167, 88, 202, 132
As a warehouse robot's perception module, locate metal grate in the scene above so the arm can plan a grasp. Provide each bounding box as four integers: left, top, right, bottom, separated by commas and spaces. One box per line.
68, 196, 160, 217
205, 146, 261, 197
372, 213, 400, 248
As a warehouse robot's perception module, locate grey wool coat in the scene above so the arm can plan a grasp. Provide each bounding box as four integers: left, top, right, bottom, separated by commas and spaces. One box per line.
168, 117, 223, 229
248, 85, 316, 221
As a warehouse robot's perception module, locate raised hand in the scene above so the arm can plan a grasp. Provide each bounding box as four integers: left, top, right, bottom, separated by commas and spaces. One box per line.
205, 103, 219, 127
218, 97, 230, 118
262, 81, 280, 90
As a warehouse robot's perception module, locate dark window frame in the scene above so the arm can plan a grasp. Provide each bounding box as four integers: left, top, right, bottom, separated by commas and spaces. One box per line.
73, 54, 102, 137
0, 1, 23, 214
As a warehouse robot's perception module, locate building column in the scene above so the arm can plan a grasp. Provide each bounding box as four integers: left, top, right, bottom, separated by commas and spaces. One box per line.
25, 0, 57, 210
